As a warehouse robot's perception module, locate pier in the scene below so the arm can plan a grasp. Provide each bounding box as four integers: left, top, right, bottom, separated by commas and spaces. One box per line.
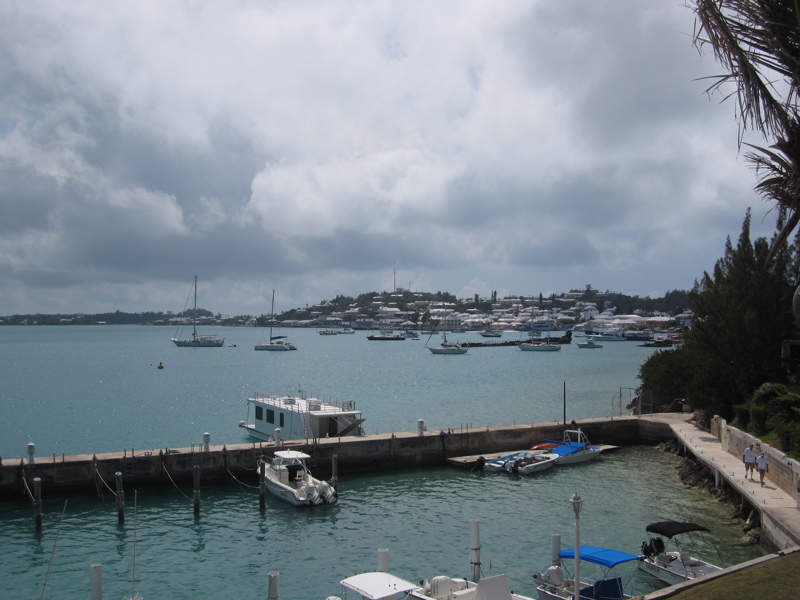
5, 412, 800, 552
1, 416, 662, 501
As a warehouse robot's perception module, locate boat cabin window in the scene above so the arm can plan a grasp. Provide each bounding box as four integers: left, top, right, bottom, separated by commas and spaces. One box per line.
255, 406, 263, 421
266, 409, 275, 424
279, 412, 285, 427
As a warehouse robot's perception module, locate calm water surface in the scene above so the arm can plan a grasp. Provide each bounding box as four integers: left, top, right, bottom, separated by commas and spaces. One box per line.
0, 326, 763, 599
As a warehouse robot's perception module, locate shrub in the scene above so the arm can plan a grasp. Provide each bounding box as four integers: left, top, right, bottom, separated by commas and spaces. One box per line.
750, 405, 769, 434
733, 404, 751, 429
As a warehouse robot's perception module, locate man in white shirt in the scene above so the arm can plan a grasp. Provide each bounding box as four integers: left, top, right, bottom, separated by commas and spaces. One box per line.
743, 444, 757, 479
756, 452, 769, 487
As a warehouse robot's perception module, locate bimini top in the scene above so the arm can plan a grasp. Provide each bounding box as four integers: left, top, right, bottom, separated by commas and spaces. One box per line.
645, 521, 710, 539
558, 546, 641, 568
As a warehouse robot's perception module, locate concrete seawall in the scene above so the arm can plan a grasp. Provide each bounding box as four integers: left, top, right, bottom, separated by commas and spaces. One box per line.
1, 416, 671, 500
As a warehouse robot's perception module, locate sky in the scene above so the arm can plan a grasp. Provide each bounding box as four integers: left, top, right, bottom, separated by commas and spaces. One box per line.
0, 1, 782, 317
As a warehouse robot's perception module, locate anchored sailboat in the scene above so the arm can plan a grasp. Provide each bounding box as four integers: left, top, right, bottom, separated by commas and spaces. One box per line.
171, 276, 224, 347
255, 290, 297, 351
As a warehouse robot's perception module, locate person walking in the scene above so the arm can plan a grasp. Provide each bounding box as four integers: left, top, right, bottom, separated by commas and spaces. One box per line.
756, 452, 769, 487
743, 444, 757, 479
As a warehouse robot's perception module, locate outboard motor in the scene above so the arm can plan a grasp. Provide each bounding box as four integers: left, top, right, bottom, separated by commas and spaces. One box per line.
471, 456, 486, 472
304, 482, 322, 505
318, 480, 338, 504
533, 566, 564, 587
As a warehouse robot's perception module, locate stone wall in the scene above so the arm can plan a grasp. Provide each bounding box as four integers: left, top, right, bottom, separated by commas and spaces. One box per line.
712, 415, 800, 501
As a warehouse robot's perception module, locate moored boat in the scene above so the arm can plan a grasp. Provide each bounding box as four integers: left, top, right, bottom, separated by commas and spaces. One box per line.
577, 339, 603, 349
255, 290, 298, 350
534, 538, 642, 600
239, 391, 365, 441
520, 341, 561, 352
484, 450, 558, 474
638, 521, 723, 585
427, 333, 468, 354
548, 429, 602, 465
171, 276, 224, 347
261, 450, 337, 506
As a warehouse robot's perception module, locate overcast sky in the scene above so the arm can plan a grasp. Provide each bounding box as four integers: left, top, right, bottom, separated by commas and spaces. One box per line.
0, 1, 779, 316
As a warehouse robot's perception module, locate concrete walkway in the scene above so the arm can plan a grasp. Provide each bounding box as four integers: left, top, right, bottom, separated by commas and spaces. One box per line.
644, 412, 800, 549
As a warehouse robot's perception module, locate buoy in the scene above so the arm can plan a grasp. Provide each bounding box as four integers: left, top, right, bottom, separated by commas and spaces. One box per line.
157, 362, 164, 369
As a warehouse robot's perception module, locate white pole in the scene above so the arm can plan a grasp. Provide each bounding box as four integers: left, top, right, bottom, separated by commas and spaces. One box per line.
571, 493, 583, 600
551, 533, 561, 565
378, 548, 389, 573
268, 571, 280, 600
470, 519, 481, 583
90, 563, 102, 600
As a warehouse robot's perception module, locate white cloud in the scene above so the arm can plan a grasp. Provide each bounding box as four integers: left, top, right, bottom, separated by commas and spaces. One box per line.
0, 0, 779, 315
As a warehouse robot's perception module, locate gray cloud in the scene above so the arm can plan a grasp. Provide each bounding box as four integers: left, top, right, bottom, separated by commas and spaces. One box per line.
0, 1, 777, 315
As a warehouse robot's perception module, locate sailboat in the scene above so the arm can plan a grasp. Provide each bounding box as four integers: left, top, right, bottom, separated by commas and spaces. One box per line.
255, 290, 297, 351
171, 276, 224, 347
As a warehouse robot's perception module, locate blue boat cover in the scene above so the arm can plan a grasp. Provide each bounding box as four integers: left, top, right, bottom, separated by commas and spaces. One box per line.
551, 441, 587, 456
558, 546, 641, 568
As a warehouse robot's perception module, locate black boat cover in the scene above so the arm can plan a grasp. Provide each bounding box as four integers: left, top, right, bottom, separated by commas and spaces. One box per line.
645, 521, 710, 538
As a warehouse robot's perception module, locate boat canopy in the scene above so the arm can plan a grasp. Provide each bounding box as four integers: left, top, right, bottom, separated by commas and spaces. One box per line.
558, 546, 641, 568
274, 450, 311, 461
340, 572, 418, 600
645, 521, 710, 538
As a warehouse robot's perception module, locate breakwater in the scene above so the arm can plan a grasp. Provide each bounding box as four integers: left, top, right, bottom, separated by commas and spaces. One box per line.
1, 416, 671, 500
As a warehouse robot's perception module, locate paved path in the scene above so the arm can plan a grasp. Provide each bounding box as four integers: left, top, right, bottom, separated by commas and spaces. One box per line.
645, 412, 800, 549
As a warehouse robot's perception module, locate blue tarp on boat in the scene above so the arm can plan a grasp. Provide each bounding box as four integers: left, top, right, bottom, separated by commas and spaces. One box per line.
551, 441, 592, 456
558, 546, 641, 568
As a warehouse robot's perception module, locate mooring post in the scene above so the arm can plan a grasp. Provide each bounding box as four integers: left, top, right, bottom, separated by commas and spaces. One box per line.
331, 454, 339, 490
259, 460, 267, 511
33, 477, 42, 532
268, 571, 280, 600
203, 432, 210, 452
90, 563, 103, 600
193, 464, 201, 516
115, 471, 125, 525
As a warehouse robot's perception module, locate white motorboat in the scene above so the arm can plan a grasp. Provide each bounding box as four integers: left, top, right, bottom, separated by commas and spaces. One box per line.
171, 276, 224, 347
262, 450, 337, 506
255, 290, 298, 351
427, 333, 468, 354
318, 329, 339, 335
338, 327, 356, 334
638, 521, 723, 585
547, 430, 602, 465
534, 538, 642, 600
335, 522, 537, 600
240, 390, 365, 441
479, 329, 503, 337
577, 339, 603, 349
483, 450, 558, 474
520, 342, 561, 352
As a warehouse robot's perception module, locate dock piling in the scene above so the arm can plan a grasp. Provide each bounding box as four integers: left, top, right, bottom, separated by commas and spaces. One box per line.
268, 571, 280, 600
331, 454, 338, 490
193, 464, 201, 516
115, 472, 125, 525
203, 432, 210, 452
259, 460, 267, 511
90, 564, 102, 600
33, 477, 42, 532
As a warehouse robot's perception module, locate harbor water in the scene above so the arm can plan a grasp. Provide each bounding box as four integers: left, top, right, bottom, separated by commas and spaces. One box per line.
0, 326, 763, 599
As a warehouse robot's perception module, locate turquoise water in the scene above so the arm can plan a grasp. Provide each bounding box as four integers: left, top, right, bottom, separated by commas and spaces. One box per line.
0, 326, 763, 600
1, 326, 650, 459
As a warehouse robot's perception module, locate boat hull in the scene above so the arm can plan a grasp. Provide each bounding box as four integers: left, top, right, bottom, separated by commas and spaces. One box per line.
520, 343, 560, 351
637, 554, 722, 585
171, 338, 224, 347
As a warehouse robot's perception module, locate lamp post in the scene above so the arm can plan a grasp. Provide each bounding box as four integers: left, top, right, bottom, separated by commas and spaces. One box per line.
571, 492, 583, 600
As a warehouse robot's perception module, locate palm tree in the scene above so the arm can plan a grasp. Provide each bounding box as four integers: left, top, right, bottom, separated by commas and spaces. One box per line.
692, 0, 800, 260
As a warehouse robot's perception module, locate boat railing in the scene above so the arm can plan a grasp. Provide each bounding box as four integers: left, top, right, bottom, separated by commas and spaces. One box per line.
251, 393, 359, 413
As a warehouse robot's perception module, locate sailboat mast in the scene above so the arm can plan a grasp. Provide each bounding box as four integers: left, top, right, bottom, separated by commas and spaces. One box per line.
192, 275, 198, 340
270, 289, 275, 340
